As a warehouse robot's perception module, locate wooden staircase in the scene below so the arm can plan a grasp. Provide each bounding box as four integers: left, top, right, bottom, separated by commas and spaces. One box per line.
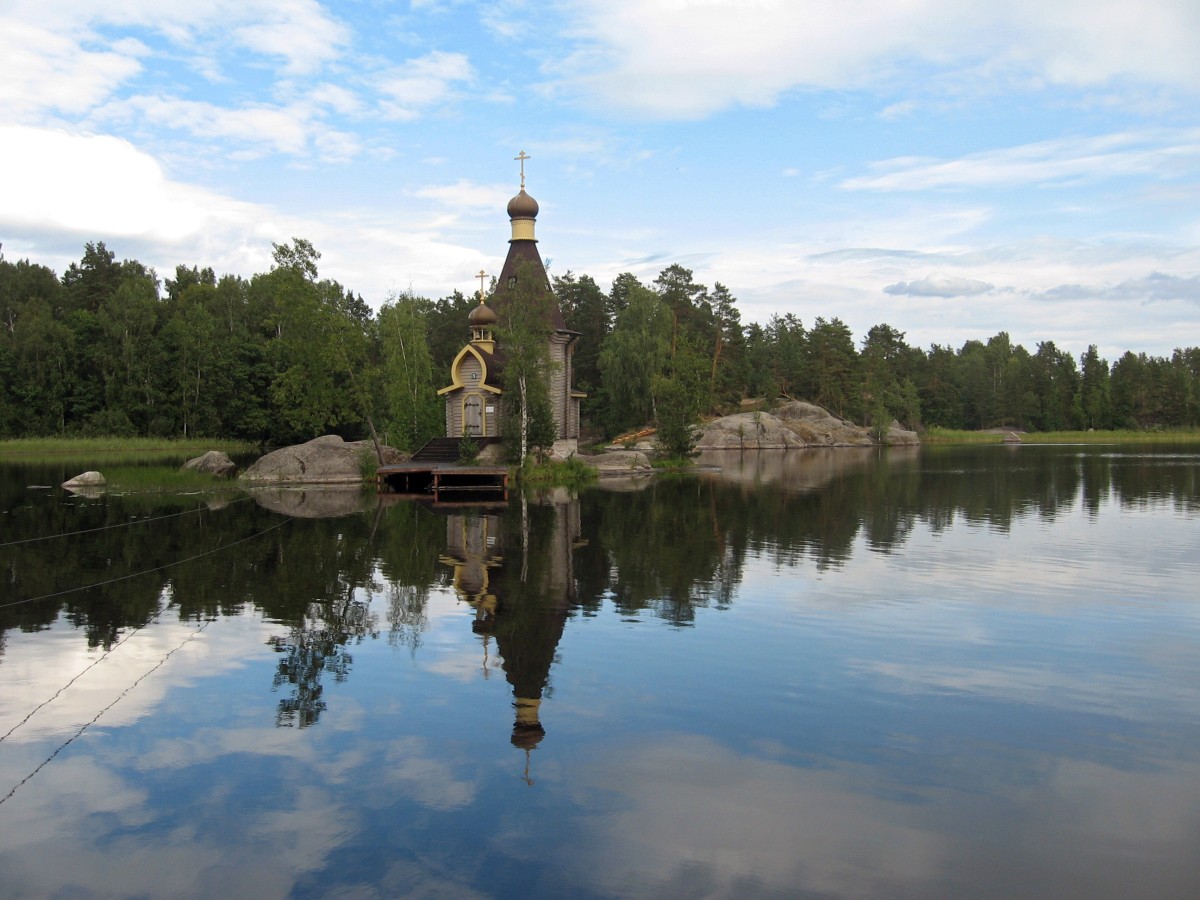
410, 437, 462, 462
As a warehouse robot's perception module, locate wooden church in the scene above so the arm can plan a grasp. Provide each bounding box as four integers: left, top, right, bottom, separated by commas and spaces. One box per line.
437, 155, 583, 456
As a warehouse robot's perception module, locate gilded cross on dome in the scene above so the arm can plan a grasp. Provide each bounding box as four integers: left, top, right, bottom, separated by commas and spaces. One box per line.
514, 150, 530, 189
476, 269, 488, 301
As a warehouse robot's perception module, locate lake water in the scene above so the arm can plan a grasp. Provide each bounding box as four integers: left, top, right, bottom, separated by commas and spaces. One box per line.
1, 445, 1198, 899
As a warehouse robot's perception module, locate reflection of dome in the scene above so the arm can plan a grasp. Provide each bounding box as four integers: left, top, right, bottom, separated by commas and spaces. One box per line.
468, 300, 496, 327
506, 189, 538, 220
511, 722, 545, 750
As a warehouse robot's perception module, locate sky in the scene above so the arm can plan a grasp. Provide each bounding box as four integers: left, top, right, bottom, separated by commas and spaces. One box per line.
1, 0, 1198, 360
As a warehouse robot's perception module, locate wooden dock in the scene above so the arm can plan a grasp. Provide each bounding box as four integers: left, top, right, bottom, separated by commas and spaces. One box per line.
376, 462, 509, 504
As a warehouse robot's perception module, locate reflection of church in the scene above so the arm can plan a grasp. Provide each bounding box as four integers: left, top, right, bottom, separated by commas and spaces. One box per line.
439, 491, 582, 768
437, 153, 584, 455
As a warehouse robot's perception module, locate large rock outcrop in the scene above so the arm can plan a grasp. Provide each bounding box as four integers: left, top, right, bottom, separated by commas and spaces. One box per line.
693, 412, 807, 450
773, 401, 875, 447
240, 435, 403, 485
694, 402, 920, 450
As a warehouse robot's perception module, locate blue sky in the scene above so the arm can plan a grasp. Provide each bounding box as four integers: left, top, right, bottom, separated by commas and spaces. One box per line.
1, 0, 1198, 359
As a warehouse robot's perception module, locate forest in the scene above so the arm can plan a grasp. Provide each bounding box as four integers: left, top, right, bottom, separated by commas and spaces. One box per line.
1, 239, 1198, 450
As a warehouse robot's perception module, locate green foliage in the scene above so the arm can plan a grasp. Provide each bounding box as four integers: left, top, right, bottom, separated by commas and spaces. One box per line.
377, 293, 441, 451
803, 317, 860, 420
497, 259, 557, 463
599, 284, 670, 435
0, 436, 254, 462
3, 242, 1200, 447
458, 430, 480, 463
515, 455, 597, 488
653, 374, 699, 459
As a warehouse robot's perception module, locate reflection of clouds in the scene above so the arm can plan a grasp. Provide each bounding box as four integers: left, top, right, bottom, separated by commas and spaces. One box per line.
854, 656, 1200, 725
1, 709, 482, 897
372, 860, 492, 899
0, 615, 272, 743
247, 785, 359, 870
383, 737, 478, 811
568, 734, 946, 898
425, 650, 491, 683
0, 757, 353, 898
566, 734, 1200, 899
0, 757, 151, 849
735, 498, 1200, 620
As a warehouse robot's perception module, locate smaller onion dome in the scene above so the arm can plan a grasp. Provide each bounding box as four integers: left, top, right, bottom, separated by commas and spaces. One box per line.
506, 189, 539, 220
468, 299, 497, 326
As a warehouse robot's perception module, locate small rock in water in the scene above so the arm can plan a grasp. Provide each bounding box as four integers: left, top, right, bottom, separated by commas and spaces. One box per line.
62, 471, 106, 488
183, 450, 237, 478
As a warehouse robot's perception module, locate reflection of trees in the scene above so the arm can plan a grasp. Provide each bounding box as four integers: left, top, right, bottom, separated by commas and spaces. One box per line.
377, 500, 449, 655
269, 593, 377, 728
582, 479, 735, 624
3, 446, 1198, 742
387, 584, 429, 655
572, 446, 1200, 621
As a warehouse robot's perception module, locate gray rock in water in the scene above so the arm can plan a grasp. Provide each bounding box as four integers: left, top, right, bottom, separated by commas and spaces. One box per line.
885, 421, 921, 446
182, 450, 238, 478
587, 450, 654, 475
240, 435, 398, 485
62, 470, 106, 488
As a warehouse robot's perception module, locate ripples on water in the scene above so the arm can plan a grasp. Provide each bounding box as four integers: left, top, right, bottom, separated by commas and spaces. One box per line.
1, 445, 1198, 898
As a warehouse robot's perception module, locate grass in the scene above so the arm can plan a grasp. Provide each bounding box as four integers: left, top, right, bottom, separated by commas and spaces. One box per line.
650, 456, 696, 471
100, 465, 245, 494
514, 456, 598, 489
0, 436, 256, 465
923, 427, 1200, 445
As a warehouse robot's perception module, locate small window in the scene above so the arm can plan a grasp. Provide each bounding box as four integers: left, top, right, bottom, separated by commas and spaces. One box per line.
507, 276, 517, 288
471, 372, 479, 380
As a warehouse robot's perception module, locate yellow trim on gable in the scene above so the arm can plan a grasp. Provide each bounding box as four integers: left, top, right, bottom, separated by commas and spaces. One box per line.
437, 344, 503, 396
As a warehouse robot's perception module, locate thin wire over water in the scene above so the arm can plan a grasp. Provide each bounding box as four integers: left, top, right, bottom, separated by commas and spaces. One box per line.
0, 515, 294, 611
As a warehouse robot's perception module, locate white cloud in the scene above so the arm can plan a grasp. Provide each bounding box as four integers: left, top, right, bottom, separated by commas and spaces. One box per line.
0, 126, 265, 243
841, 129, 1200, 192
1039, 272, 1200, 305
98, 96, 315, 156
3, 0, 351, 78
885, 276, 995, 298
0, 18, 143, 120
555, 0, 1200, 117
230, 6, 349, 75
414, 179, 512, 210
374, 51, 474, 120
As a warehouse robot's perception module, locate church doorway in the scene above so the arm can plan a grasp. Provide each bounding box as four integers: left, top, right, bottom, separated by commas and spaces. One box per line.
463, 394, 484, 436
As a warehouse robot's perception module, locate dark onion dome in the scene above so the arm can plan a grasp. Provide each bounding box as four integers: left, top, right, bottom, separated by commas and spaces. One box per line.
506, 188, 539, 220
468, 299, 497, 326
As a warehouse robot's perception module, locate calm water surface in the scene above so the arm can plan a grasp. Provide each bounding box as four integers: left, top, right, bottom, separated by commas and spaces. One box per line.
1, 445, 1198, 898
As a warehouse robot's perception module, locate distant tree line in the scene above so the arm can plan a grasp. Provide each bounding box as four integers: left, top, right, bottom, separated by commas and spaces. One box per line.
2, 242, 1198, 448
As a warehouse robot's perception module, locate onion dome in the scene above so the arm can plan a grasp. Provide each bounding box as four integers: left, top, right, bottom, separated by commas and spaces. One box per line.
506, 189, 538, 220
468, 299, 497, 327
